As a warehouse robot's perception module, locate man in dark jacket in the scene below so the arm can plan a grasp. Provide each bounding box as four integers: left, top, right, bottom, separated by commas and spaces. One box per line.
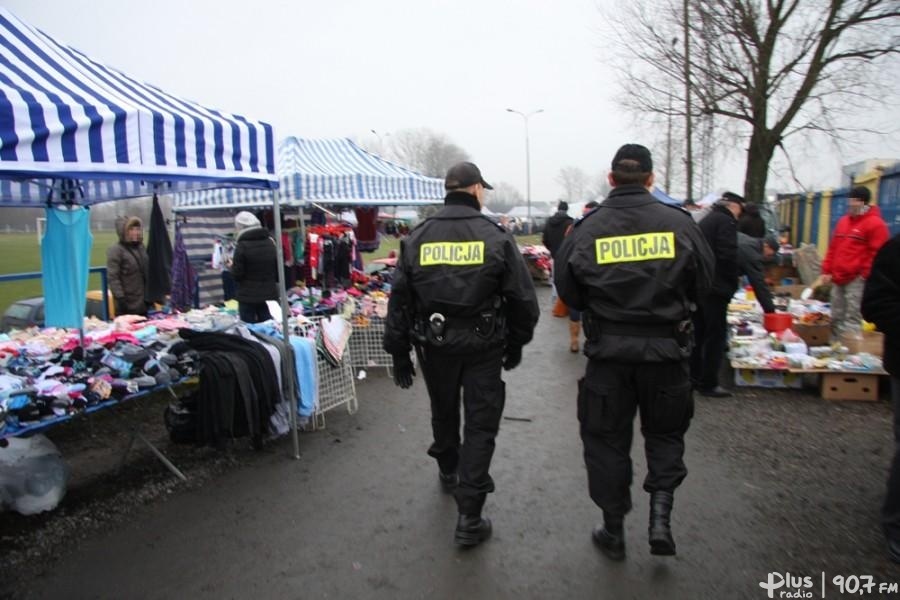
384, 161, 539, 547
690, 192, 743, 397
555, 144, 714, 560
861, 232, 900, 564
231, 211, 279, 324
106, 216, 149, 316
542, 201, 574, 258
737, 232, 778, 314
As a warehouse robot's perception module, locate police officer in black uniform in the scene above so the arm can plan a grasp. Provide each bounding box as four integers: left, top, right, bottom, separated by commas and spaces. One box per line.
555, 144, 714, 560
384, 161, 539, 547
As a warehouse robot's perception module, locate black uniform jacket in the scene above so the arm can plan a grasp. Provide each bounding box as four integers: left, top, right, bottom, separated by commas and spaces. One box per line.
384, 192, 540, 356
232, 227, 279, 304
542, 210, 574, 258
555, 184, 714, 362
861, 233, 900, 376
737, 232, 776, 314
699, 202, 739, 298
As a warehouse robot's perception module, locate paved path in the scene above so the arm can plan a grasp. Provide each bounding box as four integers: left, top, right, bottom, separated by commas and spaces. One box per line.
24, 289, 848, 599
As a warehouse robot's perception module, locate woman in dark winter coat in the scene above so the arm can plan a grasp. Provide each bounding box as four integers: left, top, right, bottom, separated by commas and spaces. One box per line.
106, 216, 149, 316
231, 211, 279, 323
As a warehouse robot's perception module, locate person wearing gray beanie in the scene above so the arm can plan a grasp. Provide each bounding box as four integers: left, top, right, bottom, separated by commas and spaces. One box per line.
231, 211, 278, 323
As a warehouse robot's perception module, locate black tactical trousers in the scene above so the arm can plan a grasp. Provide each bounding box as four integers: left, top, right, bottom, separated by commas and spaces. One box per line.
578, 359, 693, 516
690, 293, 730, 391
420, 346, 506, 516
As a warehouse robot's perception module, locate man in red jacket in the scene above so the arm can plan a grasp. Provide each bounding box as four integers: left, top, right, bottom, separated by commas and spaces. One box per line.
820, 186, 889, 339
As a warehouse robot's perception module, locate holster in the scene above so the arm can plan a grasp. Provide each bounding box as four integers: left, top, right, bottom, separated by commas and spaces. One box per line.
674, 319, 693, 349
582, 310, 600, 342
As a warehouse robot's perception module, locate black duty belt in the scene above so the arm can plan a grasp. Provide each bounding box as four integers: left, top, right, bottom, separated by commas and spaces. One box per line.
594, 320, 679, 338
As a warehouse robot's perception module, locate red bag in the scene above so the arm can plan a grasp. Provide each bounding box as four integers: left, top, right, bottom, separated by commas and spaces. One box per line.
552, 297, 569, 318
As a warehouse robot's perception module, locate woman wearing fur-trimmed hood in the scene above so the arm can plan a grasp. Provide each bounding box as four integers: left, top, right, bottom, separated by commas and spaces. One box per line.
106, 215, 149, 316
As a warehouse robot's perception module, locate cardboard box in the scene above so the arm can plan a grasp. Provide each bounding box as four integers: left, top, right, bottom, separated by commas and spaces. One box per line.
734, 368, 803, 389
820, 373, 879, 401
772, 284, 807, 299
793, 322, 831, 347
839, 331, 885, 356
765, 264, 799, 283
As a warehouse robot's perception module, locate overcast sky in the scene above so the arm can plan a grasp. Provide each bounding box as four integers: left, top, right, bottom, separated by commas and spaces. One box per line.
6, 0, 900, 204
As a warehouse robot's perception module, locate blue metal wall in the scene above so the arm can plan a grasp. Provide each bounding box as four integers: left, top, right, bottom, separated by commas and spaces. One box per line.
878, 165, 900, 236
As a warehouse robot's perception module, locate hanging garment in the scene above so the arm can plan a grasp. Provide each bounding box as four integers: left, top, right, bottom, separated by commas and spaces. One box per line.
41, 206, 93, 329
292, 336, 318, 416
146, 194, 173, 303
354, 207, 379, 252
170, 224, 196, 311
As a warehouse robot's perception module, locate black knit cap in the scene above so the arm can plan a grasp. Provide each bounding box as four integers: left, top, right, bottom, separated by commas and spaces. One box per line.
850, 186, 871, 203
445, 162, 493, 190
611, 143, 653, 173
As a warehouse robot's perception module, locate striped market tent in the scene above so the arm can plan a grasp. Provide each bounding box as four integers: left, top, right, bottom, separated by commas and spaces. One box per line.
0, 8, 278, 205
173, 136, 444, 212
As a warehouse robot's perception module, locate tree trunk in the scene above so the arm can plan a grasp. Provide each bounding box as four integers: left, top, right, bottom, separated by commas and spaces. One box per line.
743, 128, 778, 205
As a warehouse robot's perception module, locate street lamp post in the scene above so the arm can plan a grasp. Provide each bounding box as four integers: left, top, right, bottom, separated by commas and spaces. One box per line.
506, 108, 543, 234
370, 129, 390, 155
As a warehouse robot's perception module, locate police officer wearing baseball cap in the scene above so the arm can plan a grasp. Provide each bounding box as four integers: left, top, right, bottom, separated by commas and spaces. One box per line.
555, 144, 714, 560
383, 161, 540, 547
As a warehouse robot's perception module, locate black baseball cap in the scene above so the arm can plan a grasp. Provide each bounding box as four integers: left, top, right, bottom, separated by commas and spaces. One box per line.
721, 191, 745, 206
611, 143, 653, 173
445, 161, 494, 190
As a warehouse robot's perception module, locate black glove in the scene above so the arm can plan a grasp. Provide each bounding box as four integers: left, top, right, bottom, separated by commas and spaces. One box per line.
392, 353, 416, 389
502, 345, 523, 371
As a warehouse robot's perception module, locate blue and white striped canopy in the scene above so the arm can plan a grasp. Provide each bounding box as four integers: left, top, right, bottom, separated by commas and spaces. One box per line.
173, 136, 445, 212
0, 9, 278, 207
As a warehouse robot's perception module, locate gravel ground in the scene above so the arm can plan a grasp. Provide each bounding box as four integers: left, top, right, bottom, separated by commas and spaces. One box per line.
1, 346, 899, 598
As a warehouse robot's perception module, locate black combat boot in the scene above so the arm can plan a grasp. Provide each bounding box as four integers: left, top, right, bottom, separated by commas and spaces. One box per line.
454, 514, 492, 547
648, 491, 676, 556
592, 511, 625, 561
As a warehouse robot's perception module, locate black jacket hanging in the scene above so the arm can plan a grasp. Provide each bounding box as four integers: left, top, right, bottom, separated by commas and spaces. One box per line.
146, 194, 173, 303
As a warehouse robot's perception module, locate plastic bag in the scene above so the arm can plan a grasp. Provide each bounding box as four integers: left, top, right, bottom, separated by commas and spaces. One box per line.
0, 434, 69, 515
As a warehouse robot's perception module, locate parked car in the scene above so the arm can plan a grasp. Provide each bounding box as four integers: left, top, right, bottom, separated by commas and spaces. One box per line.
1, 297, 44, 332
0, 291, 115, 332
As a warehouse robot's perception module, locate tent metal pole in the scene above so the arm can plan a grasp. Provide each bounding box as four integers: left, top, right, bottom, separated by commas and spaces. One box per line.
272, 188, 301, 460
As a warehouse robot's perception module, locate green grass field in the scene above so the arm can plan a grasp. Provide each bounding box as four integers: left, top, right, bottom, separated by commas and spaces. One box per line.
0, 231, 537, 315
0, 231, 118, 314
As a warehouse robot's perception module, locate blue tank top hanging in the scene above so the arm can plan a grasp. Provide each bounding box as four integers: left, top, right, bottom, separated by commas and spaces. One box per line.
41, 206, 93, 329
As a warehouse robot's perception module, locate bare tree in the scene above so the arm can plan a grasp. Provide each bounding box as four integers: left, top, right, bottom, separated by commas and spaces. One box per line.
389, 128, 470, 178
556, 166, 591, 202
604, 0, 900, 204
484, 182, 524, 214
